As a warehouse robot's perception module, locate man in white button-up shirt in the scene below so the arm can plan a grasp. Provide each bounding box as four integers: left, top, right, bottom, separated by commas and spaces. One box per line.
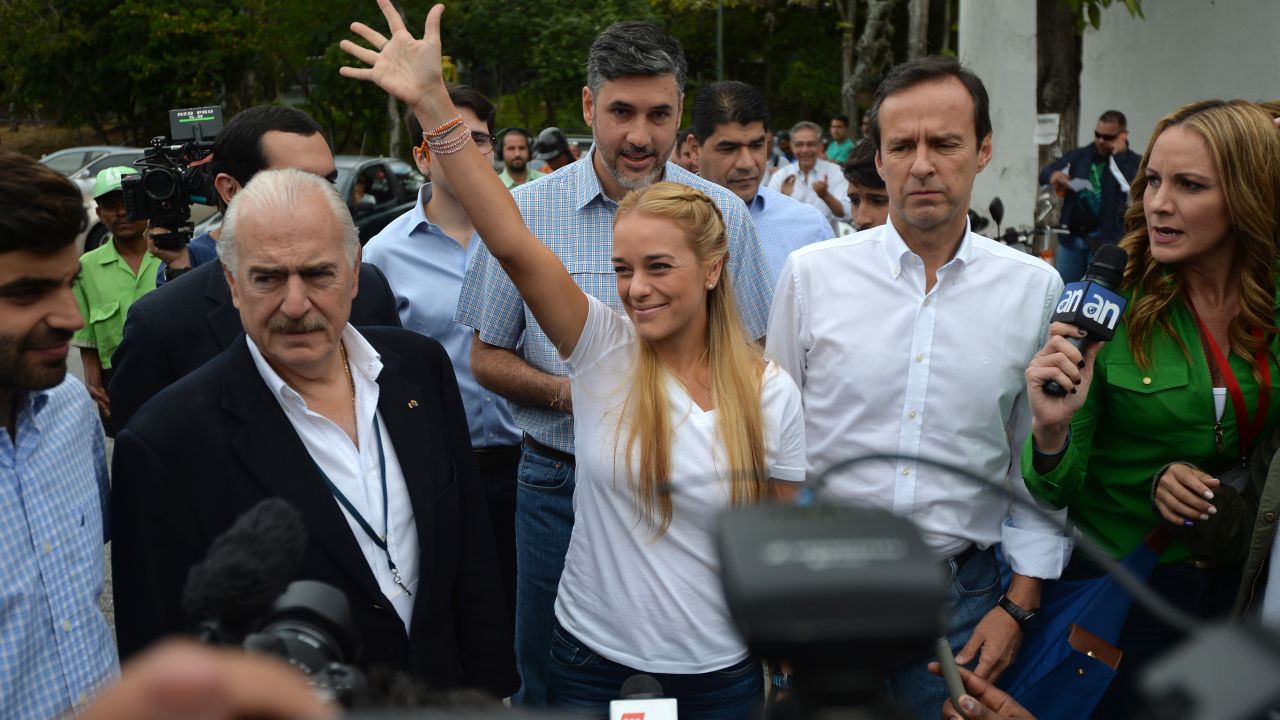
767, 57, 1069, 719
766, 120, 851, 222
112, 169, 517, 697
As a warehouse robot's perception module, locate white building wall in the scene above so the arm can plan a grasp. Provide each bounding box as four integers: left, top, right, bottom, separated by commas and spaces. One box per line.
959, 0, 1280, 229
1079, 0, 1280, 152
958, 0, 1037, 233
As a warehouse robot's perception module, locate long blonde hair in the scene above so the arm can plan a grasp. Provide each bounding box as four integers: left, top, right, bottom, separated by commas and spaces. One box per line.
613, 182, 768, 536
1118, 99, 1280, 372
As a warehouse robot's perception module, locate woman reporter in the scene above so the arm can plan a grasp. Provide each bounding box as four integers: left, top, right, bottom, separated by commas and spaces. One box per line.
1023, 99, 1280, 717
340, 4, 805, 717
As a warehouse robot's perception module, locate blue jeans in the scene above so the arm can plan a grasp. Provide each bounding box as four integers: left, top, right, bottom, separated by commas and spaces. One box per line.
886, 546, 1003, 719
1055, 234, 1091, 284
548, 620, 763, 719
512, 442, 577, 707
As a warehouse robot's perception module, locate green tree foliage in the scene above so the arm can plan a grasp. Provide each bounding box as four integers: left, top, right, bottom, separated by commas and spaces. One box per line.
0, 0, 944, 153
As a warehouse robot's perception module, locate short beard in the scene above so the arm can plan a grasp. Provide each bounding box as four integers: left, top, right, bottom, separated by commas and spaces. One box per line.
592, 116, 668, 192
0, 327, 73, 393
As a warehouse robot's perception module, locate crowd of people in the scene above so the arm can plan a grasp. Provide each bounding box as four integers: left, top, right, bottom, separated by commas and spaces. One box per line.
3, 2, 1280, 719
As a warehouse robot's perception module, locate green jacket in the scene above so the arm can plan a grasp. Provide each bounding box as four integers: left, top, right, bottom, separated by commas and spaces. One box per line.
1233, 423, 1280, 615
1023, 297, 1280, 565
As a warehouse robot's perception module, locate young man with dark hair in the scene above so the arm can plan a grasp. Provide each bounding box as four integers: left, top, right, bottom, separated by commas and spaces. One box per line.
1039, 108, 1140, 283
365, 85, 522, 631
827, 113, 854, 163
498, 128, 543, 189
0, 152, 118, 719
769, 56, 1068, 717
456, 20, 772, 707
689, 81, 831, 281
842, 139, 890, 230
107, 105, 401, 433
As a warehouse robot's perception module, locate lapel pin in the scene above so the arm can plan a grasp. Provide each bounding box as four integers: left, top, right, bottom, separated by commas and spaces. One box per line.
408, 399, 419, 408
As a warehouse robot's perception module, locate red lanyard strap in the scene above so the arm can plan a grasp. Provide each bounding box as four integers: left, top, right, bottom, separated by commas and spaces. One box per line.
1186, 297, 1272, 459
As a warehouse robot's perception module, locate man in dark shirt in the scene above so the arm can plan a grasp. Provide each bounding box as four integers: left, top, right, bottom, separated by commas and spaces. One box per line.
1039, 109, 1140, 283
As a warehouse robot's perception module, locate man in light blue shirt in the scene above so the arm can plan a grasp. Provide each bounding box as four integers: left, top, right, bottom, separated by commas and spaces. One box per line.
455, 22, 773, 708
0, 153, 118, 720
689, 81, 833, 282
363, 87, 522, 624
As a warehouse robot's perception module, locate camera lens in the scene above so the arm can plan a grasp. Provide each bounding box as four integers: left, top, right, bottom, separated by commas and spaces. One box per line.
143, 168, 179, 202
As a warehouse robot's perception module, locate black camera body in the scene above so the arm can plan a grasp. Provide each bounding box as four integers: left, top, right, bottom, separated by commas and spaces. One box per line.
241, 579, 366, 705
121, 106, 223, 250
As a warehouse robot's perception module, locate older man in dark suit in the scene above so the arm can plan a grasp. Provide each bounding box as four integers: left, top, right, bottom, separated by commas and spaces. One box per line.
107, 105, 402, 434
111, 168, 517, 697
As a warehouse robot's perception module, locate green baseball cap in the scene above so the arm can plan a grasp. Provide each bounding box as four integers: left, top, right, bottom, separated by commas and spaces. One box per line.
92, 166, 139, 199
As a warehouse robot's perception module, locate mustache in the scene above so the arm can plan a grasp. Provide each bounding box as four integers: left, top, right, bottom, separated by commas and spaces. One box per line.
268, 315, 329, 333
618, 144, 656, 158
23, 327, 74, 351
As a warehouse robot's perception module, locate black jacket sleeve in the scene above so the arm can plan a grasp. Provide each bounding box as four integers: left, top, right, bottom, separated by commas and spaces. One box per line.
432, 339, 519, 697
110, 427, 208, 659
109, 304, 179, 435
354, 262, 403, 328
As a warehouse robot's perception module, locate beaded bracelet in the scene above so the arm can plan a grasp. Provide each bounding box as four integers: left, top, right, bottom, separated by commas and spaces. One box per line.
427, 129, 472, 155
424, 115, 464, 138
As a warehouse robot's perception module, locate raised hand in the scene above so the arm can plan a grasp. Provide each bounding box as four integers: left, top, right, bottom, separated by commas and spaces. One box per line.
339, 1, 447, 116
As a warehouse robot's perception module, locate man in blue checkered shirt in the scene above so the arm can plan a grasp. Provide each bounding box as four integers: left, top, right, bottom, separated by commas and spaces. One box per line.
0, 153, 118, 720
455, 21, 774, 708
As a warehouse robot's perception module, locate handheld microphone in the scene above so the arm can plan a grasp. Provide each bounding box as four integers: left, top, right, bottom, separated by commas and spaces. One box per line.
610, 674, 678, 720
182, 497, 309, 644
1043, 243, 1129, 397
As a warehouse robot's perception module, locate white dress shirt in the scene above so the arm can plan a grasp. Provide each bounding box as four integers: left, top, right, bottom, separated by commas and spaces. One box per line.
766, 158, 851, 221
766, 220, 1071, 579
247, 325, 420, 630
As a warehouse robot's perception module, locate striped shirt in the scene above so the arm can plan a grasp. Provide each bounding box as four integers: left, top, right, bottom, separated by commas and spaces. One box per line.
0, 377, 117, 719
456, 149, 774, 452
748, 185, 836, 283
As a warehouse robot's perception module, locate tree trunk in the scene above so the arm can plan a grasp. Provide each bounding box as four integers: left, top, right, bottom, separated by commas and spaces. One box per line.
839, 0, 857, 121
387, 93, 401, 159
1036, 0, 1082, 175
907, 0, 930, 60
845, 0, 897, 114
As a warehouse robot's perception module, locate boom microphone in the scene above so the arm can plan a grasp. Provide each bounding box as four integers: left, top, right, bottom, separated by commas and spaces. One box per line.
182, 497, 309, 644
1043, 243, 1129, 397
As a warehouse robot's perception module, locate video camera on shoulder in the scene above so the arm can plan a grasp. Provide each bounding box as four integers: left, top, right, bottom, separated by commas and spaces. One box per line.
121, 106, 223, 250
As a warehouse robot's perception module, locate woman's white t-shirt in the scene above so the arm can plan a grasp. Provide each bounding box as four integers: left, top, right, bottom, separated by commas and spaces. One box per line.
553, 295, 806, 674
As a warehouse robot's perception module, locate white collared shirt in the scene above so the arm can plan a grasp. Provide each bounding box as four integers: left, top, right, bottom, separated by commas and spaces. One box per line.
767, 220, 1072, 579
765, 158, 851, 221
247, 325, 419, 630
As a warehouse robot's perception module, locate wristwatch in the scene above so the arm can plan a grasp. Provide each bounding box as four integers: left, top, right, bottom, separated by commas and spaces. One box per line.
997, 594, 1039, 628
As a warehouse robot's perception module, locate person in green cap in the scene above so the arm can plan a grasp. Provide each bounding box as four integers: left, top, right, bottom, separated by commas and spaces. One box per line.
72, 166, 160, 429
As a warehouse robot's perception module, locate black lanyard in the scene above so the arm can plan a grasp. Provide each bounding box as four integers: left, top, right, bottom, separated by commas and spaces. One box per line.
319, 414, 412, 596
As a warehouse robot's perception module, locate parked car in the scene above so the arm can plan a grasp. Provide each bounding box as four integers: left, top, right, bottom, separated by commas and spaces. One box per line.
334, 154, 427, 243
189, 155, 426, 248
39, 145, 138, 176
